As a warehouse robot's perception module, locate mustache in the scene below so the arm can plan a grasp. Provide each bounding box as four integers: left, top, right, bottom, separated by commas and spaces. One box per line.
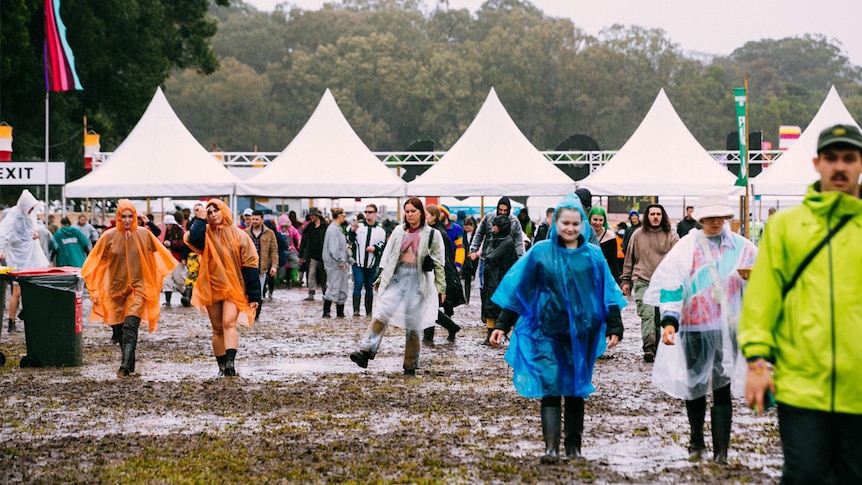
831, 173, 848, 181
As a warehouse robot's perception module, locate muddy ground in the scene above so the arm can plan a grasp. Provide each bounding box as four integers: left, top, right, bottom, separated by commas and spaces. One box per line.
0, 281, 782, 484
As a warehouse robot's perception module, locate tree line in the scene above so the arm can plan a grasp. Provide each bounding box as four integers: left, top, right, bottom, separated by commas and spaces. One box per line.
1, 0, 861, 199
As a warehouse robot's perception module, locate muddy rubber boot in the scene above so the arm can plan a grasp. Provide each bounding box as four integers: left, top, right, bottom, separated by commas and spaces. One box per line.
685, 398, 707, 461
711, 405, 732, 465
564, 397, 584, 459
180, 287, 193, 307
164, 291, 172, 307
118, 317, 139, 377
349, 350, 370, 368
224, 349, 237, 377
336, 304, 345, 318
255, 301, 263, 321
540, 406, 562, 464
437, 311, 461, 342
482, 328, 493, 346
322, 299, 332, 318
111, 324, 123, 346
364, 293, 374, 316
423, 327, 435, 343
305, 290, 315, 301
216, 355, 227, 377
7, 318, 16, 333
353, 294, 361, 316
118, 343, 135, 377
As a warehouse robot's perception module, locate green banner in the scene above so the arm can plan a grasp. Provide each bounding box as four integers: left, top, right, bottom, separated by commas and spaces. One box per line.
734, 87, 747, 186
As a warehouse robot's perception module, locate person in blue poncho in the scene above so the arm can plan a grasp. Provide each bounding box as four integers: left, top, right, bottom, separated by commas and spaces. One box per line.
489, 192, 626, 464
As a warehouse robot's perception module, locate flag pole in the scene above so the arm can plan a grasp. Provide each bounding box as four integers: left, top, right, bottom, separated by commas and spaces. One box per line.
45, 91, 50, 212
743, 77, 750, 239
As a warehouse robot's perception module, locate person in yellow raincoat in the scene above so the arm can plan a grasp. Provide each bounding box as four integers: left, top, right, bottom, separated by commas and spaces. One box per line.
81, 199, 177, 377
184, 198, 260, 377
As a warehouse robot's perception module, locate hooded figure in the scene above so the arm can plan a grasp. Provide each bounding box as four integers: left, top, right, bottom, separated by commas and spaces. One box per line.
489, 192, 626, 463
81, 199, 178, 376
479, 214, 519, 342
468, 195, 526, 261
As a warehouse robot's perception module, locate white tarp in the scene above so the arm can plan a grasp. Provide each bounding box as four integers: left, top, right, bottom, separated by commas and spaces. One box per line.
752, 86, 861, 196
65, 87, 239, 198
580, 89, 740, 196
236, 89, 406, 198
407, 88, 576, 197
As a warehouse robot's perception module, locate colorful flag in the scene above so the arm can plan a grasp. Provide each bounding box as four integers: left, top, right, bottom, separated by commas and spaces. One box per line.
44, 0, 83, 92
734, 87, 747, 187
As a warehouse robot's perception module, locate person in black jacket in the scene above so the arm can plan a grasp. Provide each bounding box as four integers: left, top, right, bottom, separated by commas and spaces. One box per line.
480, 215, 518, 345
675, 206, 701, 238
299, 207, 328, 301
423, 205, 464, 343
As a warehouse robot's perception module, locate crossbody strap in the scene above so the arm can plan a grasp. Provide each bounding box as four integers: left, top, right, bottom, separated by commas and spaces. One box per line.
782, 214, 853, 297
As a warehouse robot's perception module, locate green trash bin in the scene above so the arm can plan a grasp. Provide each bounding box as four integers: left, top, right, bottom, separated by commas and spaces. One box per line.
11, 267, 84, 368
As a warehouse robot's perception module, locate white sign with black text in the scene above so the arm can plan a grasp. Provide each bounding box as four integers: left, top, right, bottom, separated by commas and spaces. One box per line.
0, 162, 65, 185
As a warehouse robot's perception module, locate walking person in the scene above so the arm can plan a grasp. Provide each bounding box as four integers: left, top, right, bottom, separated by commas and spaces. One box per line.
423, 204, 463, 343
180, 203, 204, 307
81, 199, 177, 377
588, 207, 621, 283
489, 192, 625, 463
322, 208, 352, 318
621, 209, 642, 255
533, 207, 554, 243
52, 216, 90, 268
480, 215, 518, 345
0, 189, 50, 332
676, 206, 701, 238
160, 214, 186, 307
349, 197, 445, 376
739, 124, 862, 484
244, 210, 278, 321
468, 196, 526, 287
620, 204, 679, 362
76, 213, 101, 246
349, 204, 386, 317
645, 190, 758, 464
460, 217, 478, 305
299, 207, 327, 301
185, 199, 261, 377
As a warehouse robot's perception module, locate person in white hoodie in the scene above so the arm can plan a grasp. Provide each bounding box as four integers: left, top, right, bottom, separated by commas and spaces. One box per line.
0, 190, 50, 332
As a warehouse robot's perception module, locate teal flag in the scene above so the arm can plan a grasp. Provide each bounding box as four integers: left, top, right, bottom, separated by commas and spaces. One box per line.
734, 87, 747, 186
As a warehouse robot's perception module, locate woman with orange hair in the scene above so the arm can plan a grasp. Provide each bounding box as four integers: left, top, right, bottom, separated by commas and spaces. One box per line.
81, 199, 178, 377
185, 199, 260, 377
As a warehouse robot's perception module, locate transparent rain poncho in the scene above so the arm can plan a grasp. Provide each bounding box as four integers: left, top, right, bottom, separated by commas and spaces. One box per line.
492, 193, 626, 398
644, 225, 758, 400
0, 190, 49, 271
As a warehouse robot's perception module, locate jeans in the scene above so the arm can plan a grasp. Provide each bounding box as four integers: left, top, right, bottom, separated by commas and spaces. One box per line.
352, 266, 376, 297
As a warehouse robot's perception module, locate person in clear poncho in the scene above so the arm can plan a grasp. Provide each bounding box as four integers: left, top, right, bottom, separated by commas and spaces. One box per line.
644, 189, 758, 464
489, 193, 626, 464
185, 198, 261, 377
81, 199, 177, 377
322, 207, 352, 318
349, 197, 446, 376
0, 189, 50, 332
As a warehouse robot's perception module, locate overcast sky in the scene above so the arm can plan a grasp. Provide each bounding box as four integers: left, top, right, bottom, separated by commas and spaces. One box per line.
244, 0, 862, 67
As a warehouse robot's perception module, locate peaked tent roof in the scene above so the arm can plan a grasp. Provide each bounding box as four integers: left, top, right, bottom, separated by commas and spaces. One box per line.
752, 86, 861, 195
65, 87, 240, 198
580, 89, 740, 196
407, 88, 576, 197
236, 89, 406, 197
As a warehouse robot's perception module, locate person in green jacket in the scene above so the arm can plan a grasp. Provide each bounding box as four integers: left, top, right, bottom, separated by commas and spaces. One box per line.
739, 124, 862, 485
52, 216, 91, 267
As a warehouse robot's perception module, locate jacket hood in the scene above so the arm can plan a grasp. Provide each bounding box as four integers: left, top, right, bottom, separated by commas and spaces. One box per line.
497, 196, 511, 214
115, 199, 139, 231
16, 189, 40, 215
492, 215, 512, 237
206, 198, 233, 227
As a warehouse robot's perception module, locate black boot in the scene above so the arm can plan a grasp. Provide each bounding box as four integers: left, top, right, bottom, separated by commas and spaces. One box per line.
118, 317, 139, 377
685, 398, 707, 461
564, 397, 584, 459
353, 294, 361, 317
255, 301, 263, 321
110, 324, 123, 346
711, 405, 732, 465
423, 327, 435, 343
119, 343, 135, 377
336, 304, 345, 318
540, 406, 562, 464
322, 299, 332, 318
216, 354, 227, 377
482, 327, 493, 346
305, 290, 315, 301
164, 291, 172, 306
364, 293, 374, 316
437, 311, 461, 342
180, 287, 193, 307
7, 318, 16, 333
349, 350, 370, 368
224, 348, 237, 377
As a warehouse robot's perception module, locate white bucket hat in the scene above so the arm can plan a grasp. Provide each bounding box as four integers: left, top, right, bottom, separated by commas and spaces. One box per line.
693, 189, 735, 222
163, 214, 178, 225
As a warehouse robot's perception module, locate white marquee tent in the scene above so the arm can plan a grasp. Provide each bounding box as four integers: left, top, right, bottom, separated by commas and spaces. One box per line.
65, 87, 240, 198
236, 89, 406, 198
579, 89, 740, 196
752, 86, 861, 196
407, 87, 576, 197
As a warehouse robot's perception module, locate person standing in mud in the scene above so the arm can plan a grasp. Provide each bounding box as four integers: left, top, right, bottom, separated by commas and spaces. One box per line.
181, 203, 204, 307
423, 204, 463, 343
480, 215, 518, 345
81, 199, 177, 377
322, 208, 351, 318
349, 197, 446, 376
645, 190, 757, 465
489, 193, 625, 464
349, 204, 386, 317
299, 207, 327, 301
185, 199, 260, 377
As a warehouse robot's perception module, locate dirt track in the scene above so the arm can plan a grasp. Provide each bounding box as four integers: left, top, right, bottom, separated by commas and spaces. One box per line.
0, 283, 782, 484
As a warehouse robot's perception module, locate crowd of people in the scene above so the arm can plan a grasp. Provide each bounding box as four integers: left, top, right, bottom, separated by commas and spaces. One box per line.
1, 123, 860, 482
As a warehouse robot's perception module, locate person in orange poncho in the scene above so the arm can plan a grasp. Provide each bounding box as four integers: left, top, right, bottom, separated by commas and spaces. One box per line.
81, 199, 178, 377
184, 198, 260, 377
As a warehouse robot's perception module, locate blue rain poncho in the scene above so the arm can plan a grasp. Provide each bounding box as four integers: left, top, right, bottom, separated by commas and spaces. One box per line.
644, 224, 758, 400
492, 193, 626, 398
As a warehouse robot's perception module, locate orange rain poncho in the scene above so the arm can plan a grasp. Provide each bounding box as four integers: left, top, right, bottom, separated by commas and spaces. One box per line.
184, 198, 259, 326
81, 199, 178, 332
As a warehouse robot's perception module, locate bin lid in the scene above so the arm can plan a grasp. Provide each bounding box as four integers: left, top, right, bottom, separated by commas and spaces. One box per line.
0, 266, 15, 275
10, 266, 81, 277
